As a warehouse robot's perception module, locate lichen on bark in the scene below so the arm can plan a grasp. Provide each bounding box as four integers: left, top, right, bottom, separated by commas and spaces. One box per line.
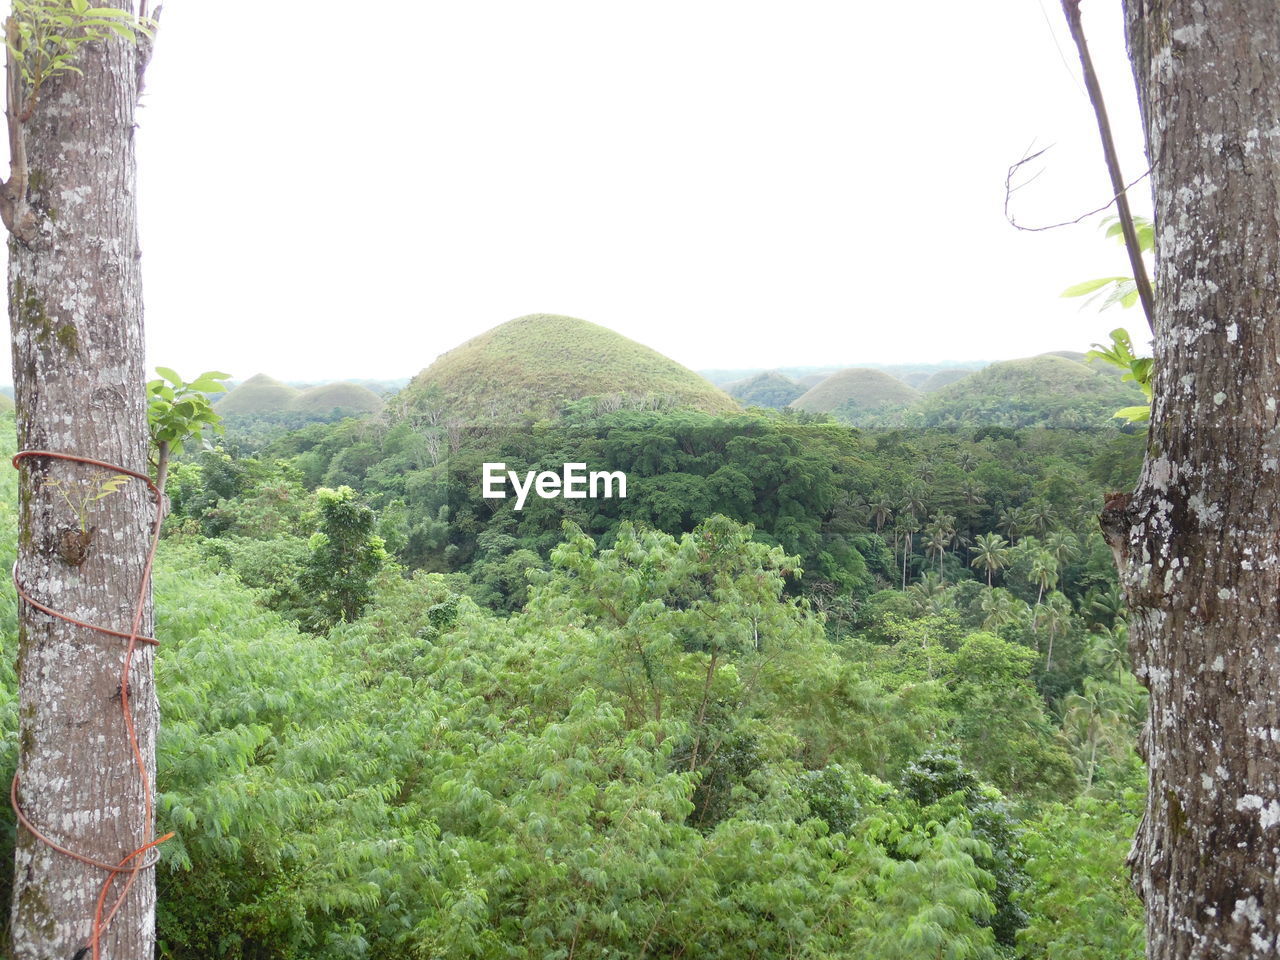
1118, 2, 1280, 956
4, 3, 158, 957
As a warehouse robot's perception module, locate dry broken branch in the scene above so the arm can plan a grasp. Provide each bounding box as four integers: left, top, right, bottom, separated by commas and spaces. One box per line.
1004, 143, 1153, 233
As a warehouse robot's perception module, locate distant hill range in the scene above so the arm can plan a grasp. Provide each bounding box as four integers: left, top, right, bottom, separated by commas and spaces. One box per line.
756, 353, 1144, 429
699, 361, 987, 387
215, 374, 385, 417
107, 338, 1140, 433
399, 313, 738, 423
719, 362, 986, 413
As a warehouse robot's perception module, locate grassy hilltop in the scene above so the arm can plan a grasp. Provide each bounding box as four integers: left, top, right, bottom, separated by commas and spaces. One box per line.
215, 374, 302, 415
402, 313, 738, 422
215, 375, 384, 418
790, 368, 921, 423
294, 382, 385, 415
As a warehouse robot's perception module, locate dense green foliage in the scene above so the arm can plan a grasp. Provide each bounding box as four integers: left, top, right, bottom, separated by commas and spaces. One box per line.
0, 363, 1150, 959
399, 314, 739, 424
917, 356, 1144, 430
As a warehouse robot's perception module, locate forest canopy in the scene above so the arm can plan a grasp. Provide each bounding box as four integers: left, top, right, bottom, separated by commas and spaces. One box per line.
0, 339, 1152, 957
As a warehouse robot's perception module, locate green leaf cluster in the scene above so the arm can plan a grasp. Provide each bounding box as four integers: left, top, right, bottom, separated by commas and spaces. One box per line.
147, 367, 231, 459
7, 0, 154, 109
1085, 330, 1152, 423
1060, 217, 1154, 313
1064, 216, 1156, 424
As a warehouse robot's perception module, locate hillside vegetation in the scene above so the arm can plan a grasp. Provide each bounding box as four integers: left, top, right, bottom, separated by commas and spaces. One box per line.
401, 313, 738, 422
790, 367, 921, 424
725, 371, 805, 409
919, 355, 1144, 429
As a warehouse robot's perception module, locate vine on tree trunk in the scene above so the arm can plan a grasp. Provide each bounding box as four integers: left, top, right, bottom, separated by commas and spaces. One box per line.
1, 0, 154, 243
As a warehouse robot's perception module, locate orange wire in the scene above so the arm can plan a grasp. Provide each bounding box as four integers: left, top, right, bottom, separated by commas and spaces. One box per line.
10, 450, 171, 958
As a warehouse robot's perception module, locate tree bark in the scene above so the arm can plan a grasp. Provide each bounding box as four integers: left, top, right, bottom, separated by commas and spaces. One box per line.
6, 8, 156, 958
1113, 3, 1280, 956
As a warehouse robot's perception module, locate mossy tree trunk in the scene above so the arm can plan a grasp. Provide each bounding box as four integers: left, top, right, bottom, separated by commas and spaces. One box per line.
1110, 2, 1280, 956
5, 3, 157, 957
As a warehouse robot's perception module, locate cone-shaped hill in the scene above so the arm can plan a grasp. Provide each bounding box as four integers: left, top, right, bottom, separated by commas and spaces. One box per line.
725, 371, 805, 409
918, 354, 1145, 428
0, 393, 13, 413
294, 382, 385, 415
920, 368, 976, 393
401, 314, 738, 423
789, 368, 921, 424
215, 374, 302, 415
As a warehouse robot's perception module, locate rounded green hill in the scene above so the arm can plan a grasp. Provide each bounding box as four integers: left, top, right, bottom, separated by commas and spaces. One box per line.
402, 314, 738, 422
789, 368, 921, 424
295, 382, 385, 415
919, 354, 1145, 429
920, 368, 976, 393
215, 374, 302, 415
726, 371, 805, 409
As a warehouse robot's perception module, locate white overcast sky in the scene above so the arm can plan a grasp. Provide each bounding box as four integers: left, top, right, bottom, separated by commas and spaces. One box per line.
26, 1, 1157, 383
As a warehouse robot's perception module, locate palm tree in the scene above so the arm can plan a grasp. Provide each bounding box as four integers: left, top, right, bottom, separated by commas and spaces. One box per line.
1045, 529, 1079, 571
902, 483, 929, 520
996, 506, 1028, 543
924, 527, 949, 579
1086, 624, 1131, 680
1087, 583, 1127, 628
980, 587, 1024, 631
1026, 501, 1057, 537
923, 514, 957, 578
957, 450, 978, 473
1060, 678, 1128, 791
1029, 550, 1059, 606
895, 516, 920, 589
906, 572, 948, 617
969, 532, 1011, 587
869, 498, 894, 535
1034, 592, 1072, 669
959, 479, 986, 510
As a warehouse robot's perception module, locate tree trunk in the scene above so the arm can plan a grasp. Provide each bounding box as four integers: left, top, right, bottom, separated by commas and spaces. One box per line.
6, 11, 156, 958
1111, 3, 1280, 956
